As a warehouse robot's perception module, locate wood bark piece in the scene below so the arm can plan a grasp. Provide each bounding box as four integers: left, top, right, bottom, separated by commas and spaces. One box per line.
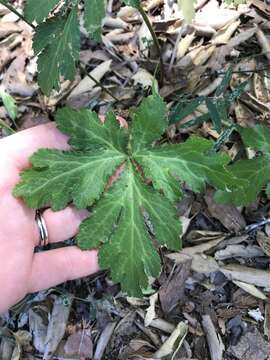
202, 315, 224, 360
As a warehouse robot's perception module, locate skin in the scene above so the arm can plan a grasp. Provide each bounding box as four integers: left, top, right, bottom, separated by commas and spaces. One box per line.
0, 123, 99, 313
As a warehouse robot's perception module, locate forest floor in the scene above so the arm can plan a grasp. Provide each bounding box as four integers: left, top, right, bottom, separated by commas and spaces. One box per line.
1, 0, 270, 359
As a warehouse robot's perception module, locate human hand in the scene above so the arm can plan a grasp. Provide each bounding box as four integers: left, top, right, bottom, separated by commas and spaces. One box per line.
0, 123, 99, 313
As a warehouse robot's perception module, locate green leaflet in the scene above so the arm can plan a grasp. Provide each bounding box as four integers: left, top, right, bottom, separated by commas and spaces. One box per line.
122, 0, 141, 7
0, 89, 17, 121
35, 6, 80, 95
24, 0, 60, 23
215, 125, 270, 206
14, 149, 126, 210
135, 136, 245, 202
77, 161, 181, 297
56, 107, 128, 152
130, 93, 167, 153
28, 0, 107, 94
84, 0, 106, 42
15, 95, 249, 296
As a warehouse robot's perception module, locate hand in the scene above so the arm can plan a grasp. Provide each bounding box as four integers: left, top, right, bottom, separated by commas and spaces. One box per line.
0, 123, 99, 313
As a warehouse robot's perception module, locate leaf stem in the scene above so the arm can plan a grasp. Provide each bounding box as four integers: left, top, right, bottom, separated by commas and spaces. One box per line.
78, 64, 119, 102
0, 118, 16, 134
137, 4, 164, 85
0, 0, 35, 29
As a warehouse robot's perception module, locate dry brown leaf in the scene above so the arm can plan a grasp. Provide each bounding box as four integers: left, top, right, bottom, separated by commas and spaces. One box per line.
177, 31, 196, 59
0, 22, 21, 39
195, 2, 240, 30
63, 329, 93, 358
232, 280, 267, 300
253, 72, 270, 104
68, 60, 112, 100
256, 28, 270, 60
183, 237, 226, 256
215, 245, 264, 261
204, 190, 246, 232
256, 231, 270, 256
264, 304, 270, 340
211, 20, 240, 45
144, 293, 158, 327
228, 327, 270, 360
43, 296, 72, 360
221, 264, 270, 287
159, 259, 191, 314
154, 322, 188, 359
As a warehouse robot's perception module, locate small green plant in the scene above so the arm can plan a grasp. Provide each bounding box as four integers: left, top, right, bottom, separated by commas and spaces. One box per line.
13, 93, 247, 296
215, 125, 270, 206
0, 0, 163, 94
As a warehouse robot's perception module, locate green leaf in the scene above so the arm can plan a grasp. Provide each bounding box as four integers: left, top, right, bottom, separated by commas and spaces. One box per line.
84, 0, 106, 42
215, 68, 233, 97
56, 107, 128, 152
33, 17, 66, 55
240, 125, 270, 153
122, 0, 140, 7
14, 149, 126, 210
205, 98, 222, 133
130, 93, 167, 153
135, 136, 244, 199
15, 94, 245, 297
178, 0, 196, 24
35, 6, 80, 95
169, 96, 205, 125
77, 161, 181, 297
215, 125, 270, 205
24, 0, 60, 23
0, 89, 17, 121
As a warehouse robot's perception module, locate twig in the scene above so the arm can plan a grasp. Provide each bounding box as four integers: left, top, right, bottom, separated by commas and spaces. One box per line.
137, 4, 164, 85
202, 315, 224, 360
245, 218, 270, 233
0, 0, 35, 29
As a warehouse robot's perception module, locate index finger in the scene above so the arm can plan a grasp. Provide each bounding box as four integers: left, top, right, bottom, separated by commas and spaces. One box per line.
1, 122, 70, 170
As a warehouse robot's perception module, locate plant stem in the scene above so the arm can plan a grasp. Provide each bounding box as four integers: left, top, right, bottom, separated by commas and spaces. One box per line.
0, 0, 35, 29
137, 4, 164, 85
0, 118, 16, 134
78, 64, 119, 102
1, 1, 118, 102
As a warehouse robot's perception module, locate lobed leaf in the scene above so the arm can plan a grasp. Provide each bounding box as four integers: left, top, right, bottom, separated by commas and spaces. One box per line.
135, 136, 245, 202
77, 161, 181, 297
24, 0, 60, 23
14, 95, 250, 297
56, 107, 128, 152
14, 149, 126, 210
35, 6, 80, 95
130, 93, 167, 153
84, 0, 106, 42
215, 125, 270, 205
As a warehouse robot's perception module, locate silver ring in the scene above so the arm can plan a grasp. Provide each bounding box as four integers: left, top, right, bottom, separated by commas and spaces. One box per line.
35, 210, 49, 247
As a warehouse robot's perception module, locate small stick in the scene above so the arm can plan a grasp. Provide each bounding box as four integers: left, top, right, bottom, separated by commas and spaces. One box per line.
202, 315, 224, 360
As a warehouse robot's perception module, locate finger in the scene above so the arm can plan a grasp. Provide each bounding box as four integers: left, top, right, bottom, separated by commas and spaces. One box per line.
34, 206, 89, 246
28, 247, 99, 293
1, 123, 70, 169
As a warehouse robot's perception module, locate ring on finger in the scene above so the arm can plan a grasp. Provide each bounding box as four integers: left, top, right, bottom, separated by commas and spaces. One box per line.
35, 210, 49, 247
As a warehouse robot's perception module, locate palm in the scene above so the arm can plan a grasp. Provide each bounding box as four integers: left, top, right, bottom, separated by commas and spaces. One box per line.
0, 123, 98, 313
